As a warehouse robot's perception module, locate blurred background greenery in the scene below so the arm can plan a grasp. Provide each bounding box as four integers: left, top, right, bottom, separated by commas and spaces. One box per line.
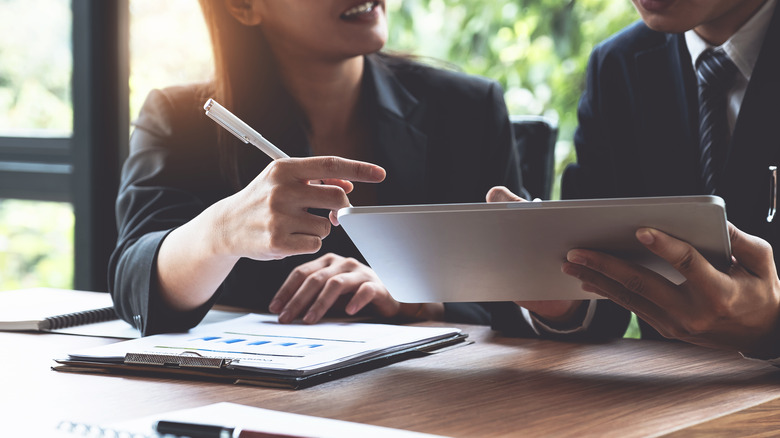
0, 0, 640, 337
387, 0, 637, 194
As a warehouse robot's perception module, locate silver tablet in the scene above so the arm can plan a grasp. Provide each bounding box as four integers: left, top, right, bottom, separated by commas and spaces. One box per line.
337, 196, 731, 302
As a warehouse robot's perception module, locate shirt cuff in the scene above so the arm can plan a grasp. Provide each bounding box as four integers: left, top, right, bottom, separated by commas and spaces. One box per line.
740, 352, 780, 367
521, 299, 598, 336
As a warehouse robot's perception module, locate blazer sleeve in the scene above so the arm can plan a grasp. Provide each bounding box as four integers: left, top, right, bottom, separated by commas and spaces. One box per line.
565, 43, 634, 340
440, 79, 525, 325
108, 88, 220, 335
569, 43, 625, 200
489, 45, 632, 341
434, 78, 537, 329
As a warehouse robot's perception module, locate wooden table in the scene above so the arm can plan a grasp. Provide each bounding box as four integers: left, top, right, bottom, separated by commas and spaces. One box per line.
4, 322, 780, 437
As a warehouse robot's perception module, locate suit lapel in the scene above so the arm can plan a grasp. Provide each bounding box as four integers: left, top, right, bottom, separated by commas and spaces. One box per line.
722, 4, 780, 237
633, 33, 701, 195
364, 56, 428, 205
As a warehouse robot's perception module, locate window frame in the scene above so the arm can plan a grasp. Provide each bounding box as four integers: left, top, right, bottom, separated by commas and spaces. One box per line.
0, 137, 72, 202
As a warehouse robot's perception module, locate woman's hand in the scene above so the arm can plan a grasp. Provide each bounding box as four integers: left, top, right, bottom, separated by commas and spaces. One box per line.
213, 156, 385, 261
268, 253, 433, 324
156, 156, 384, 312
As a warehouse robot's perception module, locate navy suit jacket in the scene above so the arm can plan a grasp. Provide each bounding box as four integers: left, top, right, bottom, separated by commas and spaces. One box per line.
563, 7, 780, 339
109, 54, 524, 335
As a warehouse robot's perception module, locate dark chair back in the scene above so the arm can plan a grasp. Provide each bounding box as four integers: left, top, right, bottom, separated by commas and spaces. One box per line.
510, 115, 558, 200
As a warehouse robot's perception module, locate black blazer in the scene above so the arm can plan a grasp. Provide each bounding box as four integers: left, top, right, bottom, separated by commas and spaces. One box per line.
109, 54, 524, 335
562, 7, 780, 340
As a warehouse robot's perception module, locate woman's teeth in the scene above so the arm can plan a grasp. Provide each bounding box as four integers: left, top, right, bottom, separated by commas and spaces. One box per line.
342, 2, 376, 18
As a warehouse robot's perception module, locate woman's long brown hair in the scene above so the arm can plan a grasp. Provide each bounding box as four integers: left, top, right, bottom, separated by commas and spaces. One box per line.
197, 1, 434, 190
198, 0, 299, 190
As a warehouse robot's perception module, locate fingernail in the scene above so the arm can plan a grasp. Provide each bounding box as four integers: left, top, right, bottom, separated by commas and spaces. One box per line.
346, 304, 357, 315
372, 166, 386, 180
561, 263, 580, 278
567, 252, 586, 265
268, 300, 280, 313
637, 229, 655, 245
278, 310, 290, 323
303, 312, 315, 324
581, 283, 598, 293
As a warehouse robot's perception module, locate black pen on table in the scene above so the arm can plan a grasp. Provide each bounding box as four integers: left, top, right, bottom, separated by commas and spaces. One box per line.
155, 420, 311, 438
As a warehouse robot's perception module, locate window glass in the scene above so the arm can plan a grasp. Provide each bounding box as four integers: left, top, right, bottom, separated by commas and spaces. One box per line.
0, 0, 72, 136
129, 0, 214, 121
0, 199, 74, 290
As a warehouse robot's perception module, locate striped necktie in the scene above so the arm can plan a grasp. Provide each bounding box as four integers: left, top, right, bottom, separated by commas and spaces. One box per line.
696, 49, 737, 195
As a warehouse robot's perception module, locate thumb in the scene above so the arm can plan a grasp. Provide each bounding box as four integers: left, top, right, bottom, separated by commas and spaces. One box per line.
486, 186, 526, 203
728, 222, 776, 279
635, 227, 715, 283
320, 178, 353, 193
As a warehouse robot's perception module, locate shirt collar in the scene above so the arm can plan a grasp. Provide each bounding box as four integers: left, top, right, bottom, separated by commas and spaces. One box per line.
685, 0, 777, 81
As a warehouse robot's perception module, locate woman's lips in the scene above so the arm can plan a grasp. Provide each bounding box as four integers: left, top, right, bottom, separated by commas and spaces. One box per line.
637, 0, 676, 13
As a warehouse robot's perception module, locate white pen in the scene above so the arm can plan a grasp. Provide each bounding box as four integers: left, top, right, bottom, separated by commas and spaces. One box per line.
204, 98, 340, 207
203, 98, 289, 160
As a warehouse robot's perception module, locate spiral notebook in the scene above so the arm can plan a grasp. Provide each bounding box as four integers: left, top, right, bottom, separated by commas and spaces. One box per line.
0, 288, 118, 333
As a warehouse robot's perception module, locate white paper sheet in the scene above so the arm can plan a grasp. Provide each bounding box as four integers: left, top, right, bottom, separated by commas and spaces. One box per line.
56, 402, 450, 437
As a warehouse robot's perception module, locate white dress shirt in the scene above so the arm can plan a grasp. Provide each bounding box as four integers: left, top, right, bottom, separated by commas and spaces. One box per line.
684, 0, 777, 134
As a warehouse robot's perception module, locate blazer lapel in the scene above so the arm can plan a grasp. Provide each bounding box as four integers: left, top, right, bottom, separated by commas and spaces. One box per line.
364, 56, 428, 205
721, 4, 780, 236
634, 33, 702, 196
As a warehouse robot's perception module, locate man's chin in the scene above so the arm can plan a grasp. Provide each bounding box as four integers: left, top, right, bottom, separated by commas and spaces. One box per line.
639, 15, 695, 34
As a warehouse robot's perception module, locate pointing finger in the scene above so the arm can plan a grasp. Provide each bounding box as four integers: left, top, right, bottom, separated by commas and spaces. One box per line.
284, 156, 386, 183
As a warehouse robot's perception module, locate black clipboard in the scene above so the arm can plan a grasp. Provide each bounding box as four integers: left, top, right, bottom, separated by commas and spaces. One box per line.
53, 332, 468, 390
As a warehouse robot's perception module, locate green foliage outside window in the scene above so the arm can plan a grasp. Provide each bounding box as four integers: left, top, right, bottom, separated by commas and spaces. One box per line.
0, 199, 74, 289
0, 0, 72, 135
385, 0, 638, 197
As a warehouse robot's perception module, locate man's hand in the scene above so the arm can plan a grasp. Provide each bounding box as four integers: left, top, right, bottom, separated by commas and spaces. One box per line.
562, 222, 780, 356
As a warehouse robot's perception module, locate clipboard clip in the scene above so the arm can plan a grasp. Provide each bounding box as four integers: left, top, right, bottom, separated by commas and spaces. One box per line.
124, 351, 232, 369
